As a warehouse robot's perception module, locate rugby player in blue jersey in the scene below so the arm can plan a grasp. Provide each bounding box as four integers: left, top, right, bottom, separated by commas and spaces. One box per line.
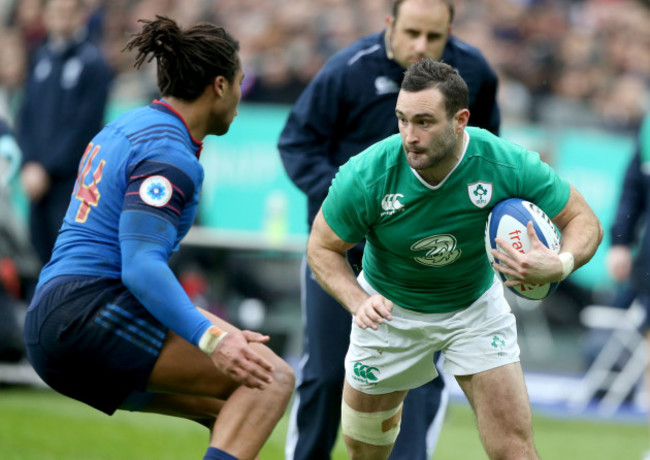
23, 16, 294, 460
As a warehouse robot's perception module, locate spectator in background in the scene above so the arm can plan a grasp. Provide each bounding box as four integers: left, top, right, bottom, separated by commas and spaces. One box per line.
0, 27, 27, 123
0, 117, 24, 362
278, 1, 500, 459
606, 112, 650, 459
10, 0, 48, 55
16, 0, 113, 265
243, 47, 307, 104
0, 119, 40, 362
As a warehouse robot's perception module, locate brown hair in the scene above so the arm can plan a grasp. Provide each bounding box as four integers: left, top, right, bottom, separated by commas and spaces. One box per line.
401, 58, 468, 119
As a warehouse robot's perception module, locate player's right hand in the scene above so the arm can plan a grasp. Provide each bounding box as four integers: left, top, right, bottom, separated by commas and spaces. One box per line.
210, 330, 275, 390
353, 294, 393, 330
493, 221, 564, 284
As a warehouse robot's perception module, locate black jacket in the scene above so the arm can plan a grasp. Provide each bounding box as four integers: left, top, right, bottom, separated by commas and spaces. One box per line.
610, 114, 650, 292
16, 31, 113, 181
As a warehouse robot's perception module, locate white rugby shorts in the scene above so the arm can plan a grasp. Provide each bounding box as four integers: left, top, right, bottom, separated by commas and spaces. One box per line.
345, 273, 520, 394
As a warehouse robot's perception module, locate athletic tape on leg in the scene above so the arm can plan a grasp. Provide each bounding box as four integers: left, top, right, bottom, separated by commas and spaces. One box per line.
341, 400, 403, 446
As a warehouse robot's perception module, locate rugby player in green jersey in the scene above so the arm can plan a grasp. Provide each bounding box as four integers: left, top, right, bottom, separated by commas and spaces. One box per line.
307, 58, 603, 460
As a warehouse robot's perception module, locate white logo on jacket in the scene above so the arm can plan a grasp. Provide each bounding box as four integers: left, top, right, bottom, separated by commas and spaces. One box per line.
375, 76, 399, 95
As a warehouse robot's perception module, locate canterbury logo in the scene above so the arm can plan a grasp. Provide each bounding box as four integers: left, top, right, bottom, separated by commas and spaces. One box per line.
354, 362, 379, 381
381, 194, 404, 216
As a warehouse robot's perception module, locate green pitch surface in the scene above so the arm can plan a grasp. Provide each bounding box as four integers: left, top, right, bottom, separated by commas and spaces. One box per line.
0, 387, 647, 459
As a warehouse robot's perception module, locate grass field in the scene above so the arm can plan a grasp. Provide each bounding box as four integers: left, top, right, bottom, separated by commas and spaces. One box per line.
0, 386, 647, 459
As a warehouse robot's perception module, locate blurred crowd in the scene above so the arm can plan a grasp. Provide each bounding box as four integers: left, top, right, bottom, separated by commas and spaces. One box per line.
0, 0, 647, 133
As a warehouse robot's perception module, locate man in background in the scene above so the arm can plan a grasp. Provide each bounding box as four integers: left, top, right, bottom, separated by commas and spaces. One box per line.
606, 112, 650, 460
278, 1, 499, 458
17, 0, 112, 266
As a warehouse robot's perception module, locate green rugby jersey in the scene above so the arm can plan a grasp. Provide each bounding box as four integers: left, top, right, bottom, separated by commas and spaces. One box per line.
322, 127, 570, 313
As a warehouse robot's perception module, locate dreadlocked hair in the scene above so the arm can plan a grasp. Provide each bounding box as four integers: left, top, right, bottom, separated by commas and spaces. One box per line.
123, 15, 240, 101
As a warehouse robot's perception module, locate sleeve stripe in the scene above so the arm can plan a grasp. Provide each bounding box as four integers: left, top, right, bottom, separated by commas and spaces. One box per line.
123, 160, 196, 228
164, 204, 181, 215
171, 183, 185, 198
130, 134, 191, 150
126, 124, 185, 142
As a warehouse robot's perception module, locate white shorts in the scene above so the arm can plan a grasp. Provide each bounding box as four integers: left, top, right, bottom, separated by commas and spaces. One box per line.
345, 273, 520, 394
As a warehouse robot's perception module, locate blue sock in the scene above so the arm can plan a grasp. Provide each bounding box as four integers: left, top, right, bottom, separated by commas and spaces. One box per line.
203, 447, 238, 460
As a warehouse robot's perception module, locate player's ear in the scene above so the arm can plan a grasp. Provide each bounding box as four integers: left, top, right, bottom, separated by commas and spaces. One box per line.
384, 16, 395, 60
385, 14, 394, 29
454, 108, 470, 132
212, 75, 228, 98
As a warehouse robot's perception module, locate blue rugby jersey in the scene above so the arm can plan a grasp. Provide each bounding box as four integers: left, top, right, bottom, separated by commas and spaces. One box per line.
39, 100, 203, 285
35, 100, 214, 346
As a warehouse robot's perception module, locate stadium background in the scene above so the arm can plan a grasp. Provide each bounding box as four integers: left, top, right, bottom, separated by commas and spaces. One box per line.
0, 0, 649, 457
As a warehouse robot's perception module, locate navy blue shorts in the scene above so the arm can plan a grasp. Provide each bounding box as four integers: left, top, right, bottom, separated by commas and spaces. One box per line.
24, 275, 168, 415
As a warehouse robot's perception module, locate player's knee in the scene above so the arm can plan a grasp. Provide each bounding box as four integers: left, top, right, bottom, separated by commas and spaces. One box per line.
485, 427, 536, 460
487, 440, 537, 460
268, 356, 295, 400
276, 358, 296, 390
340, 399, 403, 447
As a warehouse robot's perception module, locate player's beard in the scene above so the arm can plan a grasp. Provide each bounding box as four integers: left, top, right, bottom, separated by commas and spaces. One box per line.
405, 121, 458, 173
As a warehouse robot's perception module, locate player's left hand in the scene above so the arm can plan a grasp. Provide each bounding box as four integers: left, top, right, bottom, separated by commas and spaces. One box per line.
491, 221, 563, 286
210, 330, 275, 390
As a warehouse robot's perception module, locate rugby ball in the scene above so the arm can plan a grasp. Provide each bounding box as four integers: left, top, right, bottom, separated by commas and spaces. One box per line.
484, 198, 561, 300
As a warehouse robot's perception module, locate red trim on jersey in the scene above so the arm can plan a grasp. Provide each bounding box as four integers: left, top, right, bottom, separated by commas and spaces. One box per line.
164, 204, 181, 215
152, 99, 203, 158
171, 183, 186, 198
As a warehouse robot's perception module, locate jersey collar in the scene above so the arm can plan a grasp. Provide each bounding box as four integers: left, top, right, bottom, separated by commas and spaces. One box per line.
150, 99, 204, 158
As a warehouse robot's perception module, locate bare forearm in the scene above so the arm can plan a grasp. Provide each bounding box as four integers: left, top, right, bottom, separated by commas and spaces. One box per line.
554, 187, 604, 271
559, 213, 603, 271
306, 245, 368, 315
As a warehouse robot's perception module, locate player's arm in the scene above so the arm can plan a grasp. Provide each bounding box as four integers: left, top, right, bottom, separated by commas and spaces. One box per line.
550, 185, 603, 273
119, 159, 275, 388
119, 212, 274, 389
307, 209, 393, 329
